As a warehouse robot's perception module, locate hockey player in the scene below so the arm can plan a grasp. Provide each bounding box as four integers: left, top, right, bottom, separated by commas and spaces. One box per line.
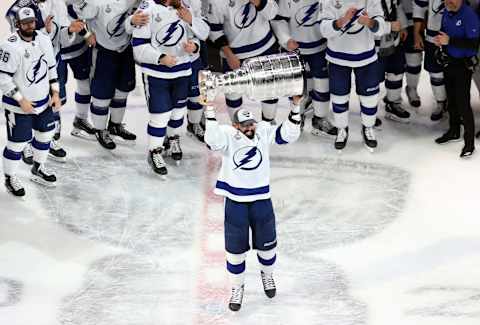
319, 0, 386, 151
272, 0, 336, 137
206, 0, 280, 123
132, 0, 199, 175
413, 0, 448, 120
377, 0, 411, 123
0, 7, 61, 196
178, 0, 210, 143
72, 0, 139, 150
402, 0, 423, 107
204, 95, 302, 312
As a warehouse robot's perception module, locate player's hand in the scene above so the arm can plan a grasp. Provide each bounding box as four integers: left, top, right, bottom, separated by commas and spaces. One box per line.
183, 40, 197, 54
358, 11, 373, 28
390, 21, 401, 32
400, 29, 408, 42
19, 98, 34, 114
336, 7, 357, 29
160, 54, 177, 67
287, 39, 299, 51
51, 92, 62, 111
131, 10, 149, 26
226, 53, 241, 70
68, 20, 85, 33
291, 95, 302, 107
414, 32, 424, 50
177, 7, 192, 25
45, 15, 54, 34
434, 31, 450, 46
249, 0, 261, 7
86, 33, 96, 47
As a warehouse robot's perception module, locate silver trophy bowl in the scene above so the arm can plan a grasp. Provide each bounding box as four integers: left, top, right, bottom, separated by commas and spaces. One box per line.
199, 52, 305, 104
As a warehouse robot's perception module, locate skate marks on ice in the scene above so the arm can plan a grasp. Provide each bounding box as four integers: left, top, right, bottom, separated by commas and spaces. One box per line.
405, 286, 480, 318
37, 154, 204, 255
0, 277, 23, 307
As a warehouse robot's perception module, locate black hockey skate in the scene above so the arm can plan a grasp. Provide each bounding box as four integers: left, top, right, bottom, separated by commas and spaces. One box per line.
311, 116, 337, 136
405, 86, 421, 108
335, 127, 349, 151
5, 174, 25, 197
362, 126, 377, 152
165, 135, 183, 163
385, 101, 411, 123
431, 101, 447, 121
31, 162, 56, 187
49, 139, 67, 163
228, 285, 245, 312
108, 121, 137, 143
95, 130, 116, 150
22, 143, 33, 165
260, 271, 276, 298
186, 121, 205, 142
71, 117, 95, 140
148, 148, 168, 175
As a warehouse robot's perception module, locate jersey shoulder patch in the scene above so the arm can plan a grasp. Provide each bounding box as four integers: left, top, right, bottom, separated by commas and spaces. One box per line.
139, 0, 150, 10
7, 35, 18, 43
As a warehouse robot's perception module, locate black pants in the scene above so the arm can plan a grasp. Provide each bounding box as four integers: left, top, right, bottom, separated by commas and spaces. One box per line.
444, 60, 475, 146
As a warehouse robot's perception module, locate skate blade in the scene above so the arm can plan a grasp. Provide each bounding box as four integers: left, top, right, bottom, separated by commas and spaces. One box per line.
186, 132, 205, 143
364, 144, 376, 153
30, 176, 57, 188
48, 154, 67, 163
6, 189, 27, 201
111, 135, 136, 146
311, 128, 336, 138
385, 113, 410, 124
71, 129, 96, 141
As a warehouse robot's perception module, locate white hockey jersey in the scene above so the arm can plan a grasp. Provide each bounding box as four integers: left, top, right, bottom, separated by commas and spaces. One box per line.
413, 0, 444, 43
181, 0, 210, 62
58, 1, 89, 61
72, 0, 138, 52
318, 0, 386, 67
0, 32, 58, 115
207, 0, 278, 59
271, 0, 327, 55
204, 114, 300, 203
132, 0, 197, 79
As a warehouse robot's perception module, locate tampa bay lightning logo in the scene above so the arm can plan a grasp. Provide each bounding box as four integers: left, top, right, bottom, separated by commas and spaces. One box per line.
26, 54, 48, 86
106, 12, 129, 38
233, 146, 263, 171
341, 8, 365, 35
295, 3, 319, 27
432, 0, 445, 15
234, 3, 257, 29
155, 21, 185, 47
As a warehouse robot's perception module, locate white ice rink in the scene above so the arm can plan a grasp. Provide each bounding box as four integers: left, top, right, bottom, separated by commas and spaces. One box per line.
1, 4, 480, 325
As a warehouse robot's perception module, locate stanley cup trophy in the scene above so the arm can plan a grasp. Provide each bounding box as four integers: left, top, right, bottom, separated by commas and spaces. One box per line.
198, 52, 305, 106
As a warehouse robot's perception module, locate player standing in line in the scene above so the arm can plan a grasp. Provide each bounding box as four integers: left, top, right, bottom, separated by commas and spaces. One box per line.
319, 0, 386, 152
204, 95, 302, 311
272, 0, 337, 137
206, 0, 280, 124
0, 7, 61, 196
132, 0, 199, 175
413, 0, 448, 121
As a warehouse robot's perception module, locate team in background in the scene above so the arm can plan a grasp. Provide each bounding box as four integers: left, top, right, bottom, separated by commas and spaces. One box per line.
0, 0, 479, 311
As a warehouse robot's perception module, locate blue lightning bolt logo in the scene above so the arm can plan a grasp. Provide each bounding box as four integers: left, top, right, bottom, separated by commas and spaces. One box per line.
299, 3, 318, 27
162, 21, 179, 44
241, 3, 250, 27
27, 54, 47, 86
108, 12, 128, 38
234, 147, 262, 171
341, 8, 364, 35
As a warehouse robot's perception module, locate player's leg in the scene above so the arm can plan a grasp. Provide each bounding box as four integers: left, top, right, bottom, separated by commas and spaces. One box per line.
108, 46, 137, 143
31, 107, 56, 186
49, 58, 67, 162
251, 198, 277, 299
186, 57, 205, 142
165, 76, 190, 163
404, 26, 422, 107
424, 41, 447, 121
384, 46, 410, 123
222, 58, 243, 121
3, 110, 32, 196
90, 47, 116, 149
143, 74, 173, 175
329, 63, 352, 150
355, 61, 380, 151
224, 198, 250, 311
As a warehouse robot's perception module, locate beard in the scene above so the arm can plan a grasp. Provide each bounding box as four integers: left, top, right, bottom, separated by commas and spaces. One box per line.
19, 27, 35, 38
243, 129, 255, 139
